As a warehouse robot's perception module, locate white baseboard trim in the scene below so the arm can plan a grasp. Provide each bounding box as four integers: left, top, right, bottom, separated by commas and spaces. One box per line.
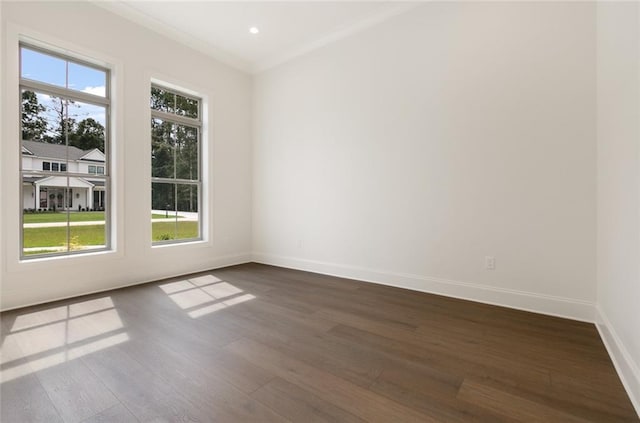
251, 252, 596, 323
596, 306, 640, 417
1, 252, 252, 312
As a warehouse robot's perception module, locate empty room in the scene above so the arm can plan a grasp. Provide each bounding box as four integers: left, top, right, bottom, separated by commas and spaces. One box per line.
1, 1, 639, 421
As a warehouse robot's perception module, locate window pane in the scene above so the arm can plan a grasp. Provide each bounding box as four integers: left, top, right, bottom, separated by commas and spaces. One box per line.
150, 87, 175, 113
68, 100, 106, 155
52, 163, 59, 171
150, 182, 199, 242
175, 124, 198, 180
61, 163, 67, 172
152, 182, 177, 242
42, 162, 50, 171
151, 118, 175, 178
176, 94, 198, 119
21, 89, 66, 143
21, 47, 66, 88
69, 184, 107, 252
176, 220, 199, 241
22, 175, 70, 256
151, 182, 176, 216
175, 184, 199, 240
68, 62, 106, 97
176, 183, 198, 214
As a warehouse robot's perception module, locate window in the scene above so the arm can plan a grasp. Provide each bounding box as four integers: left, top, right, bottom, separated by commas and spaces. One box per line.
150, 85, 201, 244
88, 165, 96, 174
42, 162, 65, 172
20, 44, 110, 258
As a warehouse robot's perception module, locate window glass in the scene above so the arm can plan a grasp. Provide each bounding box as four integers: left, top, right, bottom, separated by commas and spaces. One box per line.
175, 124, 198, 181
68, 100, 106, 155
68, 62, 106, 97
151, 118, 174, 179
176, 94, 198, 119
151, 85, 201, 244
20, 44, 110, 258
150, 87, 175, 114
20, 47, 66, 88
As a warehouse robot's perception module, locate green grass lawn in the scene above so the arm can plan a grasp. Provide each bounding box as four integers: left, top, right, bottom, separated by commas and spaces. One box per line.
151, 221, 199, 242
23, 212, 177, 224
24, 211, 105, 224
23, 225, 106, 248
23, 221, 198, 251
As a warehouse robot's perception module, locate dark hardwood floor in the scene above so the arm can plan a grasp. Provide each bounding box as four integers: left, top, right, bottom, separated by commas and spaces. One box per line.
1, 263, 637, 422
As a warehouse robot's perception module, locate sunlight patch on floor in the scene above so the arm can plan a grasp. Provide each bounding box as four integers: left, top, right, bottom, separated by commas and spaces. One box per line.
0, 296, 128, 384
159, 275, 255, 319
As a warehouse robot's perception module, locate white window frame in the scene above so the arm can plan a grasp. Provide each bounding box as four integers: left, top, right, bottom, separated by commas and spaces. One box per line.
19, 42, 111, 259
150, 83, 202, 246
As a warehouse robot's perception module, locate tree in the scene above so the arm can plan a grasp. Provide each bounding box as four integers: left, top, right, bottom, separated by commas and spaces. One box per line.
151, 119, 174, 179
21, 90, 48, 141
175, 125, 198, 212
47, 96, 78, 145
71, 118, 105, 152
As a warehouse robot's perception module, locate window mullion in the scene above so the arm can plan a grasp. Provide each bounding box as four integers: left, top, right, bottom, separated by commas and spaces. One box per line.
19, 80, 110, 107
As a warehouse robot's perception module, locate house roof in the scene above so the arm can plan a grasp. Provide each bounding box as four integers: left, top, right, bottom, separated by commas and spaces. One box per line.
22, 140, 104, 162
22, 175, 105, 188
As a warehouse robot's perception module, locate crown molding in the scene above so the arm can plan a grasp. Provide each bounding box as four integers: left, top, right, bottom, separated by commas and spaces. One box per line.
91, 1, 253, 74
91, 1, 419, 75
253, 3, 419, 73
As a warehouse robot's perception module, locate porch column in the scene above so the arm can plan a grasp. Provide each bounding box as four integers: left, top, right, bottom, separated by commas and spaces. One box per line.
33, 183, 38, 209
88, 187, 94, 210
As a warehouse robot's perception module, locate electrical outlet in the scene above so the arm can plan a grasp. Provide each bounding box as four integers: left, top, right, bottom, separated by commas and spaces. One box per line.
485, 256, 495, 270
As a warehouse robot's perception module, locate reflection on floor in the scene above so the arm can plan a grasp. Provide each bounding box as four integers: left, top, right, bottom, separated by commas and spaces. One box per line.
1, 263, 638, 422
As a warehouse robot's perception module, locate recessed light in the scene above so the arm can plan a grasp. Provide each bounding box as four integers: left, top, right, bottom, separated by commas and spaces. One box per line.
249, 26, 259, 35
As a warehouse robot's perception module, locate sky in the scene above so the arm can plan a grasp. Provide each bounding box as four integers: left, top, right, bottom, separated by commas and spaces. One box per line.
21, 47, 107, 128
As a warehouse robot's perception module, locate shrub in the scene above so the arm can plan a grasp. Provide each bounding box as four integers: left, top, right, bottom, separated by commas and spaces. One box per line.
157, 233, 173, 241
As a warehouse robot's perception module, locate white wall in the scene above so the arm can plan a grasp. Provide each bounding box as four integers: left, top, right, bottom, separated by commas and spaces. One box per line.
253, 2, 597, 320
596, 1, 640, 413
0, 1, 253, 309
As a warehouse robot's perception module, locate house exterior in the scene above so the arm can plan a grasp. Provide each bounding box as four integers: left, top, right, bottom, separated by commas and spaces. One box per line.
22, 140, 106, 210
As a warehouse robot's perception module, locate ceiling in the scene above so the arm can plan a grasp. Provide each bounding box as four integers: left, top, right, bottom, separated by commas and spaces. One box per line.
96, 1, 416, 74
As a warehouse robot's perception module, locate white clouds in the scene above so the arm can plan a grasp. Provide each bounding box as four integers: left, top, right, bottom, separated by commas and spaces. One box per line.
82, 86, 106, 97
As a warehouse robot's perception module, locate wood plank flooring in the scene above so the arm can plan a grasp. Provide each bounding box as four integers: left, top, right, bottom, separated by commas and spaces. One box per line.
1, 263, 637, 422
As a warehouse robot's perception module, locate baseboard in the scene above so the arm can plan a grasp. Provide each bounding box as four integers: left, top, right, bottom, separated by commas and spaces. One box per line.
251, 252, 595, 323
0, 252, 253, 312
596, 306, 640, 417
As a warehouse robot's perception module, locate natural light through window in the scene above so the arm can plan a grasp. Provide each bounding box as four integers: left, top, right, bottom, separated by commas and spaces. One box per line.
150, 85, 202, 245
0, 297, 128, 383
159, 275, 255, 318
20, 44, 111, 258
